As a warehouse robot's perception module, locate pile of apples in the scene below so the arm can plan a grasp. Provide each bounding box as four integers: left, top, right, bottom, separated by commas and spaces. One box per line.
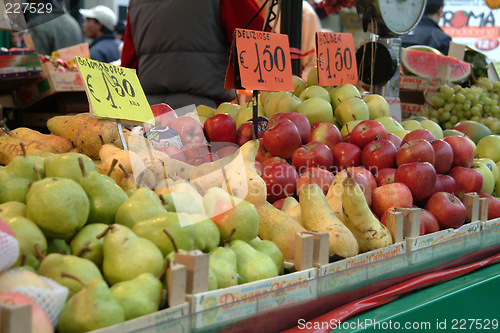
183, 73, 500, 238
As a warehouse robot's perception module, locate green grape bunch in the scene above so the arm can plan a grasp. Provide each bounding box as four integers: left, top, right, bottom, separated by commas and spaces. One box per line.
421, 77, 500, 134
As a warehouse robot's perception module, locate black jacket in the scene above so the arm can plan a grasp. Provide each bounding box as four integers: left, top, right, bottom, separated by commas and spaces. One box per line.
401, 16, 452, 55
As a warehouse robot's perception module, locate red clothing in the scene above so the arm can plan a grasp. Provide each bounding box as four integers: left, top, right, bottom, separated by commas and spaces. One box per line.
121, 0, 266, 70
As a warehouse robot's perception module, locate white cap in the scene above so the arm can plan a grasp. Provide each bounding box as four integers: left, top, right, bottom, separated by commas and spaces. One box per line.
80, 5, 117, 31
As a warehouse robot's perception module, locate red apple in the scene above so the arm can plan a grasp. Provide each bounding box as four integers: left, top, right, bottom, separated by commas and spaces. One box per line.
255, 161, 263, 176
255, 138, 274, 163
272, 198, 287, 210
478, 192, 500, 220
236, 120, 266, 146
181, 142, 211, 162
394, 162, 437, 202
292, 141, 334, 174
308, 122, 342, 150
401, 129, 437, 143
431, 139, 454, 174
443, 136, 474, 168
263, 119, 302, 159
261, 156, 287, 170
396, 139, 435, 167
420, 208, 441, 235
151, 103, 177, 127
448, 166, 483, 200
215, 144, 239, 158
203, 113, 237, 144
375, 168, 396, 186
158, 145, 187, 162
349, 120, 388, 150
297, 167, 335, 196
434, 174, 457, 195
387, 133, 402, 149
425, 192, 467, 229
188, 152, 219, 166
261, 162, 299, 203
169, 115, 206, 145
347, 166, 377, 191
331, 142, 362, 172
278, 112, 311, 144
371, 182, 413, 218
361, 139, 397, 172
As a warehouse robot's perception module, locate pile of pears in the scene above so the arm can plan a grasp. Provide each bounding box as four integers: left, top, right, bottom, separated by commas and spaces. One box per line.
0, 146, 285, 332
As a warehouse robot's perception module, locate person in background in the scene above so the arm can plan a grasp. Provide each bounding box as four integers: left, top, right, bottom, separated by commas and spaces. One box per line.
27, 0, 84, 56
255, 0, 322, 80
401, 0, 452, 55
115, 21, 126, 41
80, 5, 121, 63
121, 0, 267, 109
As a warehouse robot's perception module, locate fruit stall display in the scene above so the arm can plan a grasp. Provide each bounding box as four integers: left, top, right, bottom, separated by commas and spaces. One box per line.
2, 58, 500, 332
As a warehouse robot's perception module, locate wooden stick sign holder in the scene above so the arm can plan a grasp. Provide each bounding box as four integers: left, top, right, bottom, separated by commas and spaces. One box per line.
0, 302, 32, 333
293, 231, 329, 271
165, 250, 210, 307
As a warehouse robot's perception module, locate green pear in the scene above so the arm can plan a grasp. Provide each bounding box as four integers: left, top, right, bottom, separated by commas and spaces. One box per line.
208, 245, 238, 288
248, 237, 284, 275
25, 154, 46, 178
44, 152, 96, 182
58, 277, 125, 333
186, 213, 220, 253
39, 253, 104, 298
0, 170, 31, 204
102, 224, 164, 285
5, 216, 47, 269
208, 267, 218, 291
70, 223, 108, 268
114, 187, 166, 228
110, 272, 163, 320
203, 187, 259, 243
159, 192, 203, 214
26, 177, 89, 240
46, 238, 71, 254
3, 154, 39, 182
0, 201, 26, 219
78, 157, 128, 225
229, 239, 278, 284
132, 212, 195, 257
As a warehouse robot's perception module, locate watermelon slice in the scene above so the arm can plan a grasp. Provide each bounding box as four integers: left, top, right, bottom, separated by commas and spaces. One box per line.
401, 48, 471, 83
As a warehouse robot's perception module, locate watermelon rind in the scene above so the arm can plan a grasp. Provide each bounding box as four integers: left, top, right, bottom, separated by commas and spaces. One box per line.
407, 45, 443, 55
401, 48, 471, 83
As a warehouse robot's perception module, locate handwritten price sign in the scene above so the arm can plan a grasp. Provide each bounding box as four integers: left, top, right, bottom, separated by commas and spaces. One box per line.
225, 29, 293, 92
316, 32, 358, 86
75, 56, 154, 125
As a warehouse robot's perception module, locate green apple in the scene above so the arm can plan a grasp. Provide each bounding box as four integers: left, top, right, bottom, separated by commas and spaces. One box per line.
375, 116, 405, 134
292, 75, 307, 97
474, 157, 499, 183
306, 66, 318, 87
216, 102, 240, 120
334, 96, 369, 127
328, 83, 361, 110
420, 119, 444, 139
263, 91, 301, 118
395, 130, 410, 140
296, 97, 334, 124
363, 94, 390, 119
400, 119, 423, 131
472, 160, 495, 195
195, 105, 216, 118
476, 135, 500, 162
236, 104, 265, 129
340, 120, 363, 137
259, 91, 273, 106
299, 86, 331, 103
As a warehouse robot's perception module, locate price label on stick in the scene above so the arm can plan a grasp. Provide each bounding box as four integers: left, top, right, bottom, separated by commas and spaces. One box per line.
316, 32, 358, 86
75, 56, 154, 125
225, 28, 293, 92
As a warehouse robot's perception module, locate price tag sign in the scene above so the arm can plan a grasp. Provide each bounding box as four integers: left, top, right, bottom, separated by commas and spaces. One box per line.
316, 32, 358, 86
225, 28, 293, 92
75, 56, 154, 125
